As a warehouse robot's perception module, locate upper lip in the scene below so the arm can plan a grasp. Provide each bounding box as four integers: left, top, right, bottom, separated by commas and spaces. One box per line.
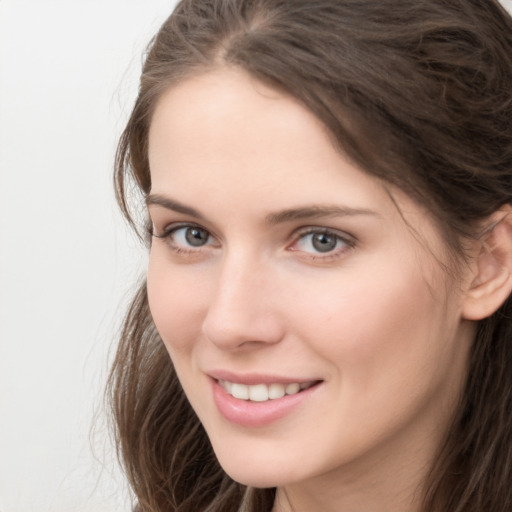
207, 369, 322, 385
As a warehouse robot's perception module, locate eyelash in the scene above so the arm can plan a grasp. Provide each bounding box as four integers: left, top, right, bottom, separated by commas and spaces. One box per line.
289, 227, 356, 261
151, 223, 217, 254
151, 223, 356, 261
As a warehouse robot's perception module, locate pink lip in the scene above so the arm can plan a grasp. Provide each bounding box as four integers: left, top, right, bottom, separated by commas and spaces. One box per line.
210, 376, 322, 428
208, 369, 317, 385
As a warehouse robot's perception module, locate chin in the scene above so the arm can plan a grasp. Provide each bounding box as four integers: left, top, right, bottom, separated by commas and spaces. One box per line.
214, 451, 303, 488
223, 467, 285, 488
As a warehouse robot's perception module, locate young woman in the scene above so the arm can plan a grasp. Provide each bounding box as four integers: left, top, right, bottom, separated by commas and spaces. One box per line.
108, 1, 512, 511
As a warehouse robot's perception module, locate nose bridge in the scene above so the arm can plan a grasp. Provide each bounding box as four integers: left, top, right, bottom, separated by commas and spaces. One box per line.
201, 248, 283, 350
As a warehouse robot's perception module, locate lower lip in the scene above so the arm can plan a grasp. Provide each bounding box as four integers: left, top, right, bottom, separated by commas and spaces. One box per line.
211, 379, 321, 427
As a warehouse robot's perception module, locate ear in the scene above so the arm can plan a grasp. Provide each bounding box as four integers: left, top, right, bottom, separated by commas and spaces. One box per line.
462, 205, 512, 321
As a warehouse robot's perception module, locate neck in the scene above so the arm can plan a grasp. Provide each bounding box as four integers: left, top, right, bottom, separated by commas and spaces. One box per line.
272, 468, 424, 512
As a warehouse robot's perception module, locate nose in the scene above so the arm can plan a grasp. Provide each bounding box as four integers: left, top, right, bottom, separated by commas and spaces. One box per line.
201, 253, 285, 351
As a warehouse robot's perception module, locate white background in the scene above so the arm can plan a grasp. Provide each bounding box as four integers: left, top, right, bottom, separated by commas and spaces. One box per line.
1, 1, 511, 511
0, 1, 177, 511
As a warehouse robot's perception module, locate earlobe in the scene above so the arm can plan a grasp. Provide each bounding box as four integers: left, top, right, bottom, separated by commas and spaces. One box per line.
462, 205, 512, 321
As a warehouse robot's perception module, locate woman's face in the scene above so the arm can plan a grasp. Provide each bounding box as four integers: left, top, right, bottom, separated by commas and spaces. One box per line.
147, 68, 475, 491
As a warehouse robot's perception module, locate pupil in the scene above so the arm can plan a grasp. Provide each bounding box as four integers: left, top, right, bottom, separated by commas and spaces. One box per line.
312, 233, 337, 252
185, 227, 209, 247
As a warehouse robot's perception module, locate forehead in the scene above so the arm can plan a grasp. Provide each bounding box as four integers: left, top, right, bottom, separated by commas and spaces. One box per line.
149, 68, 328, 173
148, 68, 383, 205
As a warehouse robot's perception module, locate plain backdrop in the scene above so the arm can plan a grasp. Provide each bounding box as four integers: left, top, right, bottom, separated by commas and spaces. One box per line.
1, 1, 512, 511
0, 1, 177, 511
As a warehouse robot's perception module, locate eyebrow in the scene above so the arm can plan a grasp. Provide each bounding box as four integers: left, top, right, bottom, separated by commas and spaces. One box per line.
146, 194, 379, 224
146, 194, 206, 220
265, 205, 379, 225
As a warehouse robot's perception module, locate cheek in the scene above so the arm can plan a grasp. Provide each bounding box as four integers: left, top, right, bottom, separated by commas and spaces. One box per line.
286, 263, 468, 458
289, 259, 459, 387
147, 253, 210, 354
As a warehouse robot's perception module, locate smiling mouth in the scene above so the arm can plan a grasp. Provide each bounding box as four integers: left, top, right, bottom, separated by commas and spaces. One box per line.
218, 380, 320, 402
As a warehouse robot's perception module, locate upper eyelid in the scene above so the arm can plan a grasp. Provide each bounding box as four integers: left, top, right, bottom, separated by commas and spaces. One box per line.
292, 225, 357, 243
152, 221, 215, 238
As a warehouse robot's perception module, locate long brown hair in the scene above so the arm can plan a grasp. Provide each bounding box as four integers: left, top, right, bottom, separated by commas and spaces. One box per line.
108, 1, 512, 511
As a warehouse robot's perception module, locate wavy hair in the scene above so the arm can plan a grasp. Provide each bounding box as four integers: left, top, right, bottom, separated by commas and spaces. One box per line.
108, 1, 512, 511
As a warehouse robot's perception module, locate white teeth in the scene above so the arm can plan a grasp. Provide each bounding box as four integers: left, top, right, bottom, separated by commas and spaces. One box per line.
231, 383, 249, 400
285, 383, 300, 395
248, 384, 269, 402
220, 380, 315, 402
268, 383, 286, 399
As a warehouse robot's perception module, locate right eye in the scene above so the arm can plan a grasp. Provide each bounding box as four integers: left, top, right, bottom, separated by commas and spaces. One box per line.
173, 225, 212, 247
152, 224, 217, 252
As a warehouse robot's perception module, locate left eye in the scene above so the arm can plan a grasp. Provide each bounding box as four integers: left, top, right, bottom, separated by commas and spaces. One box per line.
295, 231, 347, 254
